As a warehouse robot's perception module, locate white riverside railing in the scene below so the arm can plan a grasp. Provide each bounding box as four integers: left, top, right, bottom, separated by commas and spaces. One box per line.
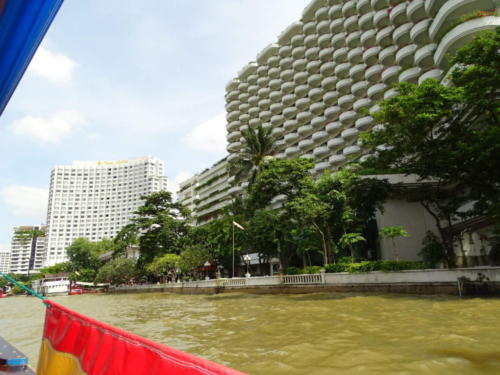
283, 274, 323, 285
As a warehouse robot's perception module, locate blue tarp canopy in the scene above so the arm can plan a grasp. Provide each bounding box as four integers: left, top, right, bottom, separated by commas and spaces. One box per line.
0, 0, 63, 116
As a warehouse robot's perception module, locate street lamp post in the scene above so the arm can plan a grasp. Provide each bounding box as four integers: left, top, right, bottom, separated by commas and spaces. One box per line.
243, 254, 251, 278
204, 261, 210, 280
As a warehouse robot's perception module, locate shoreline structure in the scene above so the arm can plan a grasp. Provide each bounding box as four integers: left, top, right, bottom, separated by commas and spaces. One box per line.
110, 266, 500, 296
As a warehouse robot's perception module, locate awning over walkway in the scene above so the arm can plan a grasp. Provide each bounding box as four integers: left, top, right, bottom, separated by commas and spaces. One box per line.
0, 0, 63, 116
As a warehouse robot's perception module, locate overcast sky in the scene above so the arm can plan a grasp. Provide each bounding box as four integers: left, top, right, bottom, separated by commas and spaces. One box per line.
0, 0, 308, 246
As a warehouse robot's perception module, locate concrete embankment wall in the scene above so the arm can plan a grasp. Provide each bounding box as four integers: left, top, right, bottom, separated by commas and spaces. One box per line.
110, 267, 500, 296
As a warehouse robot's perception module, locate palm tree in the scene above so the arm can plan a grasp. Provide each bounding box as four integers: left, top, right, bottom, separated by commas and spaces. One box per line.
229, 125, 276, 187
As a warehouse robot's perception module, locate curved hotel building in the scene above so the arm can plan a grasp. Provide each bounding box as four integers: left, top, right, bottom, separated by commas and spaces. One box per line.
224, 0, 499, 195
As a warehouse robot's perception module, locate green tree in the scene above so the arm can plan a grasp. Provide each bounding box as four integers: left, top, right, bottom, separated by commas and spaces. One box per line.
131, 191, 190, 269
178, 245, 212, 275
379, 226, 410, 261
147, 253, 181, 282
339, 233, 366, 263
95, 258, 137, 285
66, 238, 101, 271
229, 125, 276, 186
361, 29, 500, 266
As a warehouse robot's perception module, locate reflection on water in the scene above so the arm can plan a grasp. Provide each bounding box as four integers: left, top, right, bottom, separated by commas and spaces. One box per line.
1, 292, 500, 374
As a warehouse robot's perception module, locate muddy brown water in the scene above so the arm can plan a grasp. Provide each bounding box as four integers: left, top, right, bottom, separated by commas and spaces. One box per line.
1, 292, 500, 374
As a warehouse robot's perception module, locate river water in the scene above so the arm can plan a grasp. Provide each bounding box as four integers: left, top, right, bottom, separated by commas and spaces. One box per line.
1, 292, 500, 374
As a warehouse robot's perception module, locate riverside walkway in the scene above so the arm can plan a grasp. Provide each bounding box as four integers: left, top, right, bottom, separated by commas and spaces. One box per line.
112, 266, 500, 296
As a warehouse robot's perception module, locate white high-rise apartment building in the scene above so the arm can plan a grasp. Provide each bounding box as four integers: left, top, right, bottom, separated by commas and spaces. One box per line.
224, 0, 499, 190
0, 246, 11, 273
9, 226, 46, 274
44, 156, 167, 266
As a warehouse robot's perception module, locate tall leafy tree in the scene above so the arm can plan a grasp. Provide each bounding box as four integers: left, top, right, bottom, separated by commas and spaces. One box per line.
229, 125, 276, 186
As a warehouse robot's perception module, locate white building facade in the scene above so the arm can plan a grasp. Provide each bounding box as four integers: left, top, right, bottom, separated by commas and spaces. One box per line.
0, 247, 11, 273
224, 0, 500, 188
9, 226, 46, 274
177, 158, 231, 225
44, 156, 167, 266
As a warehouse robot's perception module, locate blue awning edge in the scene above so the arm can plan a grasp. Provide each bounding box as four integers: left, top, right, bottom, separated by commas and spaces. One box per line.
0, 0, 64, 117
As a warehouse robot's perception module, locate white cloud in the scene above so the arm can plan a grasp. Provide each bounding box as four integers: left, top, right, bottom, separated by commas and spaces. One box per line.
28, 46, 77, 82
0, 186, 48, 223
184, 112, 227, 153
167, 171, 194, 200
10, 110, 85, 144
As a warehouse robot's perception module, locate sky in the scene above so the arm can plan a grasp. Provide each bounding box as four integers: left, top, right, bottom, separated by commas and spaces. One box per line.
0, 0, 309, 246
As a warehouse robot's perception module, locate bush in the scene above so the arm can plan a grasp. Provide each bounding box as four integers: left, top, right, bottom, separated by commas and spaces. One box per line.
418, 231, 445, 268
324, 260, 425, 273
303, 266, 323, 274
286, 266, 302, 275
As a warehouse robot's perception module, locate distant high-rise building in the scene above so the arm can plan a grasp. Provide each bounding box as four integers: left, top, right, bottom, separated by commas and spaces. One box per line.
44, 156, 167, 266
9, 226, 46, 274
0, 246, 11, 273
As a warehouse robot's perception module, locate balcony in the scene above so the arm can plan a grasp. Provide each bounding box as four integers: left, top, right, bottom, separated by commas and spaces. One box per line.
371, 0, 390, 11
291, 34, 305, 47
374, 9, 390, 28
303, 21, 317, 35
379, 44, 398, 65
239, 103, 250, 113
269, 91, 282, 102
333, 47, 349, 62
298, 138, 314, 150
271, 127, 284, 138
357, 0, 372, 14
258, 98, 271, 109
329, 154, 347, 165
434, 17, 500, 68
369, 104, 381, 115
355, 116, 375, 130
325, 106, 341, 120
257, 65, 268, 77
340, 110, 357, 125
294, 71, 309, 85
279, 45, 292, 58
327, 137, 345, 150
395, 44, 417, 67
238, 62, 258, 80
278, 21, 304, 45
351, 80, 369, 97
283, 106, 298, 119
343, 145, 362, 156
353, 98, 373, 112
376, 25, 395, 46
227, 130, 241, 142
381, 65, 402, 84
318, 33, 332, 48
258, 111, 272, 121
415, 43, 437, 67
284, 132, 300, 143
317, 19, 331, 34
282, 93, 296, 106
336, 78, 353, 94
350, 64, 367, 81
227, 141, 242, 152
335, 62, 352, 78
407, 0, 426, 23
323, 91, 340, 105
306, 60, 321, 74
270, 114, 285, 126
280, 69, 294, 82
293, 58, 308, 71
398, 67, 422, 83
295, 84, 309, 98
315, 162, 330, 172
341, 127, 359, 139
342, 0, 357, 17
429, 0, 495, 42
332, 32, 347, 48
338, 94, 355, 108
247, 74, 258, 84
367, 82, 387, 100
258, 87, 271, 98
312, 130, 329, 143
330, 18, 345, 34
304, 34, 318, 48
389, 1, 409, 26
306, 47, 321, 61
393, 22, 414, 45
344, 15, 360, 32
320, 61, 336, 76
268, 67, 280, 79
363, 46, 381, 65
295, 97, 311, 110
384, 88, 399, 100
279, 57, 294, 70
313, 146, 330, 158
348, 47, 364, 64
329, 4, 343, 19
285, 146, 301, 157
284, 119, 300, 131
308, 87, 324, 102
316, 5, 330, 21
225, 100, 240, 112
418, 68, 443, 84
346, 31, 362, 47
359, 11, 375, 30
297, 111, 313, 125
361, 29, 377, 47
227, 121, 241, 132
307, 74, 323, 88
269, 79, 282, 91
410, 18, 432, 44
365, 64, 384, 82
237, 81, 249, 92
310, 102, 326, 115
225, 79, 239, 92
248, 118, 260, 127
227, 110, 241, 122
311, 116, 326, 129
326, 121, 343, 135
